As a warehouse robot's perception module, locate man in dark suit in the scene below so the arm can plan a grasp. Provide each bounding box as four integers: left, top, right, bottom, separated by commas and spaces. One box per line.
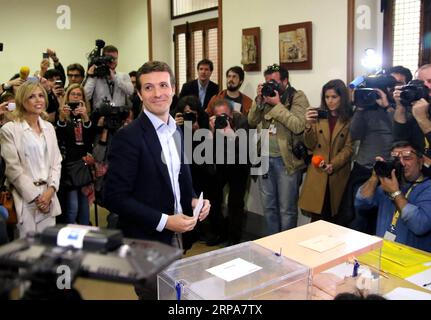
104, 61, 210, 247
179, 59, 219, 110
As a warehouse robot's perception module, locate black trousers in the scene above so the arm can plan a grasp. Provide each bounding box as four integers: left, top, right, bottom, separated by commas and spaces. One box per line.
208, 165, 249, 244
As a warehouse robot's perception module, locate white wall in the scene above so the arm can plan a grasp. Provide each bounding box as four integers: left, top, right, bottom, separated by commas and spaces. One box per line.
150, 0, 172, 64
0, 0, 149, 80
0, 0, 119, 80
354, 0, 384, 77
117, 0, 149, 72
222, 0, 348, 107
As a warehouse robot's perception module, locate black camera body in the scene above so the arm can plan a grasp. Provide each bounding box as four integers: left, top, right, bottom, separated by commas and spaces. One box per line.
262, 80, 282, 97
292, 141, 308, 160
0, 43, 3, 52
352, 73, 397, 108
374, 158, 404, 182
183, 112, 197, 123
68, 102, 80, 111
317, 109, 328, 119
88, 39, 113, 78
400, 80, 430, 109
214, 113, 230, 130
98, 98, 131, 131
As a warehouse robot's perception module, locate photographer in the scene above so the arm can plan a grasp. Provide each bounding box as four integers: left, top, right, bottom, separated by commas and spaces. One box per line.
56, 85, 95, 226
355, 141, 431, 252
342, 70, 406, 232
84, 45, 134, 110
248, 64, 310, 235
207, 99, 249, 246
298, 80, 353, 222
43, 69, 65, 124
393, 64, 431, 154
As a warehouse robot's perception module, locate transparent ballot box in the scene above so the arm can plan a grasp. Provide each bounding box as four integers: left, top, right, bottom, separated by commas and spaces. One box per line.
255, 221, 383, 300
157, 242, 311, 300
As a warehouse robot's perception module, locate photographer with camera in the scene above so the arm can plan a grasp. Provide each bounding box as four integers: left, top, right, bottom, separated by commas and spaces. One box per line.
355, 141, 431, 252
56, 85, 95, 226
205, 99, 249, 246
298, 80, 353, 222
248, 64, 310, 235
84, 44, 134, 111
393, 64, 431, 157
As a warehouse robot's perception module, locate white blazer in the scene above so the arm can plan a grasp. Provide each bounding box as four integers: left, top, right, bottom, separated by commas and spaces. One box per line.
0, 118, 62, 223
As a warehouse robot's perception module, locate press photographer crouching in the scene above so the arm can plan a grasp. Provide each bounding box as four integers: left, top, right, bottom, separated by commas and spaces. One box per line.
354, 141, 431, 252
393, 64, 431, 175
56, 85, 95, 226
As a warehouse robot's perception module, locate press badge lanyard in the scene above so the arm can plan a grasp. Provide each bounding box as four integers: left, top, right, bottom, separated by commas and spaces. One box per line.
385, 178, 426, 240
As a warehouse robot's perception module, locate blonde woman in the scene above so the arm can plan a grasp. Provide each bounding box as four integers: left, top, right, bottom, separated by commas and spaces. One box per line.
0, 81, 62, 238
56, 84, 94, 225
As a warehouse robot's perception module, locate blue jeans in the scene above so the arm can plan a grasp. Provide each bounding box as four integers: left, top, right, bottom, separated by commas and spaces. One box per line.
65, 189, 90, 225
259, 156, 302, 235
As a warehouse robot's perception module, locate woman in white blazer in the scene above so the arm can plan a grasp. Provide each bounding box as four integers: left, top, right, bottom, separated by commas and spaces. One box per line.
0, 81, 62, 238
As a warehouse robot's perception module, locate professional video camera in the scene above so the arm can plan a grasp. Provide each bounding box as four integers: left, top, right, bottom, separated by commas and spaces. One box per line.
98, 98, 132, 131
214, 113, 230, 130
0, 225, 181, 300
373, 158, 404, 182
87, 39, 113, 78
262, 80, 282, 97
400, 79, 430, 111
350, 71, 397, 108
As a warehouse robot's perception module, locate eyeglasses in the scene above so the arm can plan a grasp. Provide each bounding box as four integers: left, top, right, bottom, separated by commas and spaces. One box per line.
69, 92, 83, 97
266, 64, 280, 72
391, 150, 419, 159
67, 74, 82, 78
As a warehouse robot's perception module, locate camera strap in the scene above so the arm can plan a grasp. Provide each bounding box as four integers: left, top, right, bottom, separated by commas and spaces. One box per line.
105, 78, 115, 100
387, 176, 429, 237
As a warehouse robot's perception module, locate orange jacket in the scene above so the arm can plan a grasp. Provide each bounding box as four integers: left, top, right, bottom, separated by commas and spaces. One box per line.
205, 90, 253, 116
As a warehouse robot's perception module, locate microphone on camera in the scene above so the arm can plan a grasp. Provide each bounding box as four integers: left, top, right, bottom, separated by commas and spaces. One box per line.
19, 66, 30, 80
312, 155, 327, 169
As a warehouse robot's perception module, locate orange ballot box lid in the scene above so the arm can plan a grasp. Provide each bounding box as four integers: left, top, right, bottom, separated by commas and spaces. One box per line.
254, 220, 383, 274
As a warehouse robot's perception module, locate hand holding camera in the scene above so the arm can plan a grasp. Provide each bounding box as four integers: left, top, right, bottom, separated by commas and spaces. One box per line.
175, 112, 184, 126
373, 157, 403, 193
306, 107, 328, 124
411, 98, 430, 121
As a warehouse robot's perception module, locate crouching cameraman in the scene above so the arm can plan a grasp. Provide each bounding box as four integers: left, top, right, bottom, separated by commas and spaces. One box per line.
354, 141, 431, 252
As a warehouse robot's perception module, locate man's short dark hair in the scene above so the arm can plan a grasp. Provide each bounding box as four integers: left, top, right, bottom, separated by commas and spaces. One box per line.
44, 69, 61, 80
136, 61, 176, 92
226, 66, 245, 82
391, 140, 423, 157
213, 98, 233, 111
129, 71, 137, 78
388, 66, 413, 84
67, 63, 85, 78
102, 45, 118, 55
264, 64, 289, 81
197, 59, 214, 72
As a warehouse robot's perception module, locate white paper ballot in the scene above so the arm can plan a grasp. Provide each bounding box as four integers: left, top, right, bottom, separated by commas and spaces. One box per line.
193, 192, 204, 219
299, 235, 345, 253
206, 258, 262, 282
405, 267, 431, 291
384, 287, 431, 300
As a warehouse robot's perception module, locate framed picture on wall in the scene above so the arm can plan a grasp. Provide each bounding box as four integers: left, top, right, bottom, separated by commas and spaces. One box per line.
241, 27, 261, 72
279, 21, 312, 70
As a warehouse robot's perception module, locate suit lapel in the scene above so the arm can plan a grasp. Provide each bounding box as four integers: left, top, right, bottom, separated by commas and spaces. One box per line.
139, 113, 174, 196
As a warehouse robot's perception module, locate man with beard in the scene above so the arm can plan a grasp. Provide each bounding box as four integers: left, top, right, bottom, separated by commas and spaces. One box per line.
206, 66, 253, 116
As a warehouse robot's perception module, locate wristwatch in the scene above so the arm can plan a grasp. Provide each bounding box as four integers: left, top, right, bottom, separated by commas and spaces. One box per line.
389, 190, 402, 200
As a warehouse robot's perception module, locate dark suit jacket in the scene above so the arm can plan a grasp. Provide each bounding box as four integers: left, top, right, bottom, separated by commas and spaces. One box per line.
179, 79, 219, 110
104, 112, 195, 245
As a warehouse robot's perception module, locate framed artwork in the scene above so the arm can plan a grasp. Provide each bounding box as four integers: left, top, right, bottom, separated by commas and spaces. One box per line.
279, 21, 312, 70
241, 27, 261, 72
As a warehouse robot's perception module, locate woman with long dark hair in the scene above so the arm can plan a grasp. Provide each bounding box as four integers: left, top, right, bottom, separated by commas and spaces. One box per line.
299, 79, 354, 221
